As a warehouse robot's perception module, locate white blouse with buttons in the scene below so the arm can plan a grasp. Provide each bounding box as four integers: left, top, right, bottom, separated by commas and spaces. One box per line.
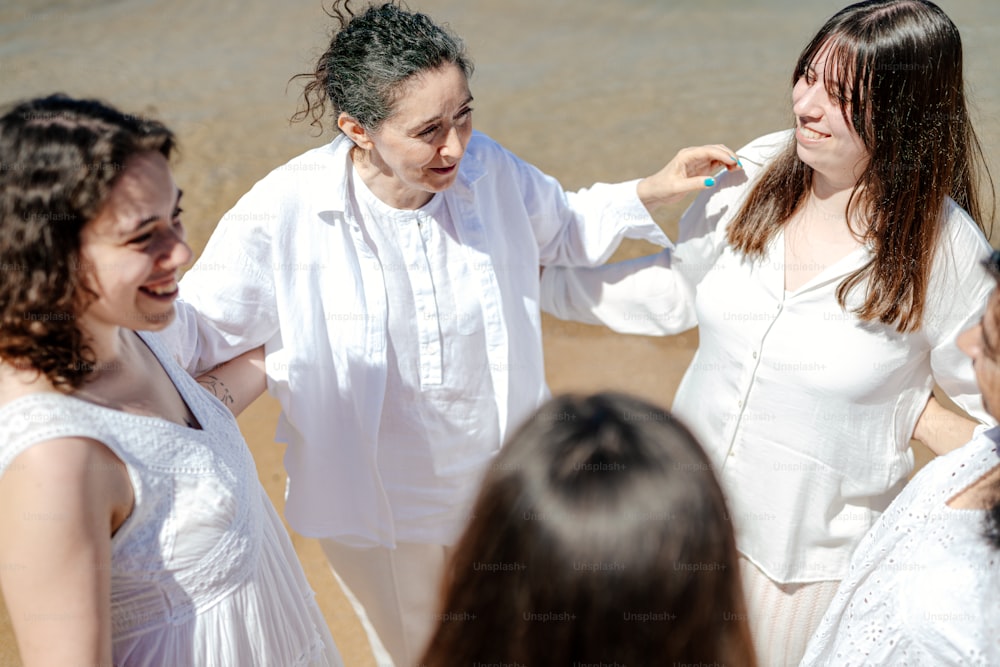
541, 130, 995, 584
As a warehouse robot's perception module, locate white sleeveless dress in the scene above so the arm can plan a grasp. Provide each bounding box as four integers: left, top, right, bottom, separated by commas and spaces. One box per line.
0, 332, 343, 667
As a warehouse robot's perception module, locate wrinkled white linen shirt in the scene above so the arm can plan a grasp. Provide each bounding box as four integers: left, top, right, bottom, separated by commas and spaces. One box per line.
541, 130, 994, 583
163, 131, 669, 547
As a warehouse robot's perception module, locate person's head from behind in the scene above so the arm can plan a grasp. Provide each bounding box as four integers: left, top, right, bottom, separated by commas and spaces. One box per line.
292, 1, 475, 203
421, 392, 756, 667
0, 94, 187, 391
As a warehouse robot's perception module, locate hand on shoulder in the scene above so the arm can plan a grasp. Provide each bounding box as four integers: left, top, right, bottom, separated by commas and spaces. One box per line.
636, 144, 742, 211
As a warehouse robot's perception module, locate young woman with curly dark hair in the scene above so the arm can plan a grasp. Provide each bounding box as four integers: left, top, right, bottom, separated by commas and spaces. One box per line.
0, 95, 343, 667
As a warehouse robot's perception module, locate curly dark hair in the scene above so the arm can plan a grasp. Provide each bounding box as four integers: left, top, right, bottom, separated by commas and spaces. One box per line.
0, 94, 175, 391
290, 1, 473, 134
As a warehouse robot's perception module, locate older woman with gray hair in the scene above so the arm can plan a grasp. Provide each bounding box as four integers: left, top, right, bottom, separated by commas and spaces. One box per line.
163, 2, 738, 664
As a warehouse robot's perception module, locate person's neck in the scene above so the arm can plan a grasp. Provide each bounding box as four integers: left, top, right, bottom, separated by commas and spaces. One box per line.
69, 324, 145, 410
351, 146, 433, 210
807, 176, 865, 237
948, 464, 1000, 510
79, 321, 131, 372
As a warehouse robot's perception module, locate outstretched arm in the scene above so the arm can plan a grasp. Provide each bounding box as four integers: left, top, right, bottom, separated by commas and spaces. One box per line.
196, 346, 266, 417
511, 135, 741, 269
541, 144, 752, 334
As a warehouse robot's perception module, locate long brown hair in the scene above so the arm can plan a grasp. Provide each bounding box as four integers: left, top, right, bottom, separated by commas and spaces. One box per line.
728, 0, 992, 333
420, 393, 756, 667
0, 94, 174, 390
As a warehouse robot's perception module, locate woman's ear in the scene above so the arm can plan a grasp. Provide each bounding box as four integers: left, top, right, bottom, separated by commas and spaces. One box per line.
338, 113, 373, 150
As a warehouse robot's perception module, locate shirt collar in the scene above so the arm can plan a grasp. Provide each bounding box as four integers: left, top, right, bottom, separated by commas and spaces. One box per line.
319, 131, 488, 222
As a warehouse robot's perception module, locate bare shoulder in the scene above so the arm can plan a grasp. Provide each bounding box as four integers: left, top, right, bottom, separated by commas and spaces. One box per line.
0, 435, 133, 536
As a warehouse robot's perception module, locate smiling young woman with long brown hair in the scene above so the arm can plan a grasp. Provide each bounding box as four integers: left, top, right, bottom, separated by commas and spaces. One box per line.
541, 1, 995, 663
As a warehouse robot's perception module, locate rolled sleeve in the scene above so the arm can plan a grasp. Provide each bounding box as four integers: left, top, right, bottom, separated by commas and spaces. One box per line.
174, 185, 282, 373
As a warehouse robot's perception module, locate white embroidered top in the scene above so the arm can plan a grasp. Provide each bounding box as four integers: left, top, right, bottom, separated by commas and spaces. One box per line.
801, 429, 1000, 666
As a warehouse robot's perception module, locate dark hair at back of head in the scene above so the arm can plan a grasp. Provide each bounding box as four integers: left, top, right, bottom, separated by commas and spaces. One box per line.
420, 392, 756, 667
0, 94, 174, 390
290, 1, 473, 134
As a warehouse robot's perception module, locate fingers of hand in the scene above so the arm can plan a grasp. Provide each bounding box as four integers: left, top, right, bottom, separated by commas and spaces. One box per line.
674, 144, 741, 176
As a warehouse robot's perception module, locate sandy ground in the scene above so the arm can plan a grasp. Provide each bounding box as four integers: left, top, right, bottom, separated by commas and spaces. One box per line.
1, 0, 996, 664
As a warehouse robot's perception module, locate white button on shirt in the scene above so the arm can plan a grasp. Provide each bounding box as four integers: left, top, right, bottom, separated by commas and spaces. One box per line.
542, 130, 995, 583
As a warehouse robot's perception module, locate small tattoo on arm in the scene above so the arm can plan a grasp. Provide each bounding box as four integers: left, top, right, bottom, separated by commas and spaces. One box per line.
197, 374, 234, 407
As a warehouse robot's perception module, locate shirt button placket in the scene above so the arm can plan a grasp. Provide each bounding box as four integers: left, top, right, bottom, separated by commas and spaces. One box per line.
408, 214, 442, 385
724, 299, 784, 466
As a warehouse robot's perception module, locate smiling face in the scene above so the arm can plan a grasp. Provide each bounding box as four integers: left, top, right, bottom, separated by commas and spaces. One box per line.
958, 285, 1000, 418
77, 151, 191, 336
342, 63, 474, 210
791, 47, 871, 193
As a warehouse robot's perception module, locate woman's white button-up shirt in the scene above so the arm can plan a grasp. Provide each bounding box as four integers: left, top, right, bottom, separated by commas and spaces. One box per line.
541, 130, 995, 583
163, 131, 669, 547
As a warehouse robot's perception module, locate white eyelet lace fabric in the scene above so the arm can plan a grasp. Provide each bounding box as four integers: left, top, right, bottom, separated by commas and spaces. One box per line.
801, 429, 1000, 666
0, 333, 342, 667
